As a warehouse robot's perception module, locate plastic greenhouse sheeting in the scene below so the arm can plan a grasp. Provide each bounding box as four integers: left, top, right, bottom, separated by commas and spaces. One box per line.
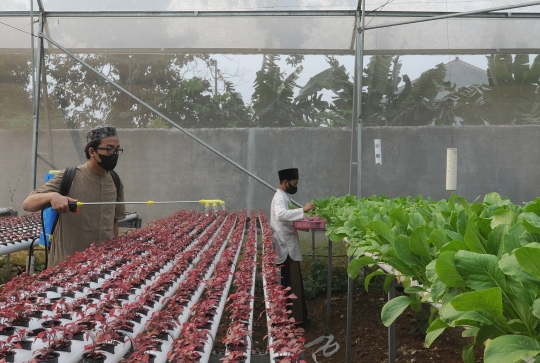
364, 0, 540, 13
0, 17, 38, 51
42, 16, 356, 54
3, 0, 540, 54
364, 16, 540, 54
0, 0, 357, 12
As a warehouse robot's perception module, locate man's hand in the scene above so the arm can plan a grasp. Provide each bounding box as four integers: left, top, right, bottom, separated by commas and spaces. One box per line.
303, 202, 315, 213
50, 193, 78, 213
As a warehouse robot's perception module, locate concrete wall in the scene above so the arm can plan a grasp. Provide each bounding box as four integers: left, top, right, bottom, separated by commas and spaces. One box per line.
1, 126, 539, 225
361, 125, 540, 204
0, 128, 352, 223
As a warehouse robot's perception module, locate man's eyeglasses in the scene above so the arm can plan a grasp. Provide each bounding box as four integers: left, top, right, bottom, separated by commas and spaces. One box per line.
96, 147, 123, 155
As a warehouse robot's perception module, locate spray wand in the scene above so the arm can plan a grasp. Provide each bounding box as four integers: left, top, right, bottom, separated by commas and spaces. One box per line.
63, 199, 226, 214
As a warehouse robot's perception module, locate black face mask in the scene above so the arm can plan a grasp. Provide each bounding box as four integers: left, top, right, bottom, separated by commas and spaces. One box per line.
96, 153, 118, 171
285, 182, 298, 195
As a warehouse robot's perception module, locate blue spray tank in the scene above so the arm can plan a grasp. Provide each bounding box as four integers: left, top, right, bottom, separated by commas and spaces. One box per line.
39, 170, 62, 247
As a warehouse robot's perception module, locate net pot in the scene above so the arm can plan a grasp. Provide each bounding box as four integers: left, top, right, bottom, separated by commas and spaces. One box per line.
82, 352, 107, 363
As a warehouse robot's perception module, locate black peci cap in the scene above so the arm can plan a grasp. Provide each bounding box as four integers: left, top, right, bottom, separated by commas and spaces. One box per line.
278, 168, 299, 182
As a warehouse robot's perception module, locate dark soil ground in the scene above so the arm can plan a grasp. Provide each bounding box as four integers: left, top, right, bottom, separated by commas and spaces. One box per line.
301, 287, 481, 363
214, 276, 483, 363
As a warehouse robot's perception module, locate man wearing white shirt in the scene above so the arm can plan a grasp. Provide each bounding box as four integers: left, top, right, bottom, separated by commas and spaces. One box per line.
270, 168, 315, 325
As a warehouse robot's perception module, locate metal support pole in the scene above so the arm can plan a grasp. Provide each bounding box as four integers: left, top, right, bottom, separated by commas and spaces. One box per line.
326, 238, 333, 325
356, 4, 365, 199
347, 3, 365, 363
311, 230, 315, 261
30, 14, 45, 189
6, 254, 10, 278
30, 1, 38, 190
40, 32, 56, 169
346, 254, 353, 363
39, 33, 303, 207
388, 279, 397, 363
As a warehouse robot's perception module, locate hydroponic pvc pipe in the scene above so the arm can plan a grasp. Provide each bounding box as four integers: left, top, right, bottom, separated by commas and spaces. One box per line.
261, 273, 279, 363
148, 217, 236, 363
198, 224, 246, 363
0, 240, 34, 256
245, 241, 258, 363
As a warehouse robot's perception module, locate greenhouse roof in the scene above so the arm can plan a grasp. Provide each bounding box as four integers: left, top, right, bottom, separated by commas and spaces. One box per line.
2, 1, 540, 54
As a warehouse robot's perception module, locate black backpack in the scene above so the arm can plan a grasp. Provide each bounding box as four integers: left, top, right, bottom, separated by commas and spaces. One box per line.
59, 167, 121, 199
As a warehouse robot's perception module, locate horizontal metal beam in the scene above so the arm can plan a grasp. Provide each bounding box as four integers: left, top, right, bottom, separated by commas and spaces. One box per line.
0, 10, 357, 17
3, 47, 539, 56
39, 48, 354, 55
3, 8, 540, 19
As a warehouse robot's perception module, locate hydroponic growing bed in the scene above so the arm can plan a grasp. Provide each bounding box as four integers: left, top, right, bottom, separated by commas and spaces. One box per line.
0, 213, 41, 256
0, 209, 305, 363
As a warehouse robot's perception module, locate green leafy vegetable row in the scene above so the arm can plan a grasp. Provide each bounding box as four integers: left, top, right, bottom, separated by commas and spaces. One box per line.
312, 193, 540, 363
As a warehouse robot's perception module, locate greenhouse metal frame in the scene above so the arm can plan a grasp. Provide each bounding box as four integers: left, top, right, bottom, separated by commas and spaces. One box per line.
3, 1, 540, 362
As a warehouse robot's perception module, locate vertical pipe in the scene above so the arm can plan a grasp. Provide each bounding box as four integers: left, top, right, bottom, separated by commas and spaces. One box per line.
356, 2, 365, 198
30, 1, 38, 189
312, 230, 315, 261
388, 280, 397, 363
348, 3, 365, 363
326, 238, 333, 325
31, 14, 45, 187
41, 44, 56, 169
346, 254, 353, 363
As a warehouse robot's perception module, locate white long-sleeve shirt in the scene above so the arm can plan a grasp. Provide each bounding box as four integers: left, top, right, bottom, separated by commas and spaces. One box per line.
270, 189, 305, 264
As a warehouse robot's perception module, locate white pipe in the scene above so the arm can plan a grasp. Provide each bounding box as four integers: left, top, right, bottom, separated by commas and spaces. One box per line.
118, 213, 139, 222
362, 251, 440, 308
199, 221, 246, 363
0, 239, 35, 255
0, 207, 12, 214
245, 237, 258, 363
150, 218, 236, 363
446, 148, 457, 191
262, 274, 278, 362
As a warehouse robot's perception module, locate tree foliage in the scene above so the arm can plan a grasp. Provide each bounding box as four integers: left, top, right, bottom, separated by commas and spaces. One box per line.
2, 52, 540, 129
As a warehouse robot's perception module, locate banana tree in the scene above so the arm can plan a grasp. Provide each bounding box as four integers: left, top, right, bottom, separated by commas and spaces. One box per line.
294, 56, 353, 126
296, 55, 455, 126
250, 54, 304, 127
449, 54, 540, 125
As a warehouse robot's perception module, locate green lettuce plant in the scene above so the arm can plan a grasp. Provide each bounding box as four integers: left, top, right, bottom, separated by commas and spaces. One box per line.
313, 192, 540, 363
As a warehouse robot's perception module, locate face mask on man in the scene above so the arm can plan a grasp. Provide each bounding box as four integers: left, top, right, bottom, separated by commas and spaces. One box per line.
285, 181, 298, 195
96, 153, 119, 171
